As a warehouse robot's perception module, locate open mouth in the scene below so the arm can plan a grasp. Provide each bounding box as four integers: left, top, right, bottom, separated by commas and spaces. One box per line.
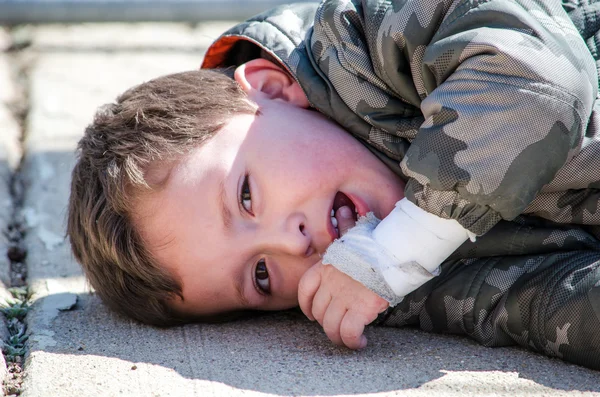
328, 191, 359, 240
332, 191, 358, 221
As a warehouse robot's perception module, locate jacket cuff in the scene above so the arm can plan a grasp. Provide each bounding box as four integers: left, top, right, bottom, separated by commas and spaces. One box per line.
373, 198, 474, 283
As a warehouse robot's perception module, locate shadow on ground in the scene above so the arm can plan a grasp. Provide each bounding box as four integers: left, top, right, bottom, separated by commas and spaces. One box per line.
25, 292, 600, 396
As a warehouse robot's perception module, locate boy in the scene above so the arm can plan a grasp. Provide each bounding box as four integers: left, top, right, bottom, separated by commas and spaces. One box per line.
68, 0, 600, 370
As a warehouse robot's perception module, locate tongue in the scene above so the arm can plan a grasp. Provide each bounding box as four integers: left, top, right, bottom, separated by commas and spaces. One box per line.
333, 192, 356, 214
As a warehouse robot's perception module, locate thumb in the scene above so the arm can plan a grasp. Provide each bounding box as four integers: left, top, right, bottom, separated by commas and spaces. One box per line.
335, 206, 356, 237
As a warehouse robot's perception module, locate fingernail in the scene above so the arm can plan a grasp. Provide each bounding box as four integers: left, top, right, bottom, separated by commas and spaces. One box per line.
339, 206, 352, 219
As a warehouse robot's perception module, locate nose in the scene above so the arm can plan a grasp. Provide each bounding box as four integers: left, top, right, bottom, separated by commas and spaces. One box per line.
262, 212, 312, 257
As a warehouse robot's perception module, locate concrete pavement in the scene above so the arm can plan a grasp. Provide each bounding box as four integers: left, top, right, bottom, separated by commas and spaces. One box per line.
0, 22, 599, 396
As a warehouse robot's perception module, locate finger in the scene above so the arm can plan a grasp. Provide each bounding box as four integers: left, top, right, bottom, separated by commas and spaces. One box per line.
322, 301, 347, 346
339, 310, 368, 350
310, 287, 332, 326
366, 294, 390, 320
297, 262, 322, 321
335, 206, 356, 236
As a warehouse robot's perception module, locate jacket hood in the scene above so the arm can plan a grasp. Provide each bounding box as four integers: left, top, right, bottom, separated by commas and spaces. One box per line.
202, 3, 318, 76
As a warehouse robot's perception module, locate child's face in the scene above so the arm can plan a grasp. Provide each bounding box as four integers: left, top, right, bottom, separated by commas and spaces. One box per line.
135, 95, 405, 317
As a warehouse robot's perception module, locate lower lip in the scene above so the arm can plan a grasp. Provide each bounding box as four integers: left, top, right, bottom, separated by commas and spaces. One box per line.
326, 193, 371, 242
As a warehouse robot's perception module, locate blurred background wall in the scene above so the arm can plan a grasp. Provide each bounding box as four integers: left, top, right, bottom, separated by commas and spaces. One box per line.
0, 0, 312, 24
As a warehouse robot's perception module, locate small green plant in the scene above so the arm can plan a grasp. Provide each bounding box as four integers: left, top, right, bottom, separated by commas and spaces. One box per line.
1, 304, 28, 322
1, 287, 31, 363
7, 287, 31, 302
1, 288, 30, 321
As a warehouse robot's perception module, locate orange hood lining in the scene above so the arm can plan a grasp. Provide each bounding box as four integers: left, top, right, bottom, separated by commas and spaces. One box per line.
201, 36, 251, 69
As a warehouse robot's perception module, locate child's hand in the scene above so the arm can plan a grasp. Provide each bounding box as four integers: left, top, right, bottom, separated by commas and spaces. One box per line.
297, 206, 389, 349
298, 262, 389, 349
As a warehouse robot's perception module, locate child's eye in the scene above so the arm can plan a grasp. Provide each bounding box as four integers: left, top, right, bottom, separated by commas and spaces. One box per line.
240, 174, 253, 214
254, 259, 270, 294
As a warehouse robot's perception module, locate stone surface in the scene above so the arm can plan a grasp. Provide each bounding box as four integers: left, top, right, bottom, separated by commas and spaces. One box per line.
0, 53, 20, 289
0, 40, 20, 387
22, 297, 600, 397
14, 23, 600, 397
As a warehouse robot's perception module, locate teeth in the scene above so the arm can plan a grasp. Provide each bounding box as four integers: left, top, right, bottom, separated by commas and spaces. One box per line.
334, 227, 339, 237
331, 216, 338, 227
331, 210, 335, 216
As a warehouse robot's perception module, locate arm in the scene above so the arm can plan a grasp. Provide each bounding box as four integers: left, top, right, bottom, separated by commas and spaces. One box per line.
299, 200, 474, 349
322, 198, 473, 307
311, 0, 597, 235
302, 1, 598, 345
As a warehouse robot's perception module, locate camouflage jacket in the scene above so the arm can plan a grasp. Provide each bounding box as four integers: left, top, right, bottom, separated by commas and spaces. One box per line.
204, 0, 600, 237
202, 0, 600, 369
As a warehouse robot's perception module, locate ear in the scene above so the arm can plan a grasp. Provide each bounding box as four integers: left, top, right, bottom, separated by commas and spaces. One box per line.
234, 58, 309, 108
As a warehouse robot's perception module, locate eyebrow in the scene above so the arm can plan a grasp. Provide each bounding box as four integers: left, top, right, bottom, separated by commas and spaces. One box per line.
218, 178, 233, 233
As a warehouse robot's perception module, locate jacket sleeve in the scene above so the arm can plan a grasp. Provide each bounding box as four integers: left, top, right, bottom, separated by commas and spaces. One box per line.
376, 220, 600, 370
311, 0, 598, 235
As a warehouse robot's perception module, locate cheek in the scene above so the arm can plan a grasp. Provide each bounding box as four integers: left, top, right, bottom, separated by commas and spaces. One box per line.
279, 259, 314, 299
259, 129, 351, 180
266, 151, 335, 189
296, 146, 349, 184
